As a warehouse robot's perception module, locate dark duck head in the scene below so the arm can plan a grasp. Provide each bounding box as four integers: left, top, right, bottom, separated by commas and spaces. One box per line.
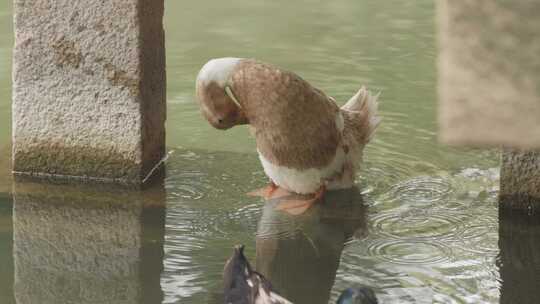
223, 245, 292, 304
336, 287, 379, 304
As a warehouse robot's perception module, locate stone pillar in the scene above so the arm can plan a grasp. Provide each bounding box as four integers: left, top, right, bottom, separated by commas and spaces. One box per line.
500, 150, 540, 211
12, 180, 165, 304
437, 0, 540, 148
437, 1, 540, 209
12, 0, 166, 184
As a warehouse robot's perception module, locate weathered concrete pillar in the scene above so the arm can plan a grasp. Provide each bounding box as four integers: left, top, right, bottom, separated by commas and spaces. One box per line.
12, 0, 166, 184
438, 0, 540, 148
500, 150, 540, 211
12, 181, 165, 304
437, 1, 540, 209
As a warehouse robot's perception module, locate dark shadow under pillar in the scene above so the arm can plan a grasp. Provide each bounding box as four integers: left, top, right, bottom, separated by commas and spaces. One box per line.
499, 207, 540, 304
0, 192, 15, 304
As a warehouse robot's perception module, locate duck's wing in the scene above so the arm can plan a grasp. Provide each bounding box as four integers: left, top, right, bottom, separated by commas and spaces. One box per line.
231, 60, 342, 170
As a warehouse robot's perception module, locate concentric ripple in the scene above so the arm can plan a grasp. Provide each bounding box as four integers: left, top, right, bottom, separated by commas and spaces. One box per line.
458, 223, 499, 255
371, 211, 468, 241
367, 239, 452, 265
359, 160, 413, 193
165, 170, 211, 201
384, 176, 454, 205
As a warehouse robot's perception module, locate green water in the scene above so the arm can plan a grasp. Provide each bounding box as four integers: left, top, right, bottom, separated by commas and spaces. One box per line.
2, 1, 539, 303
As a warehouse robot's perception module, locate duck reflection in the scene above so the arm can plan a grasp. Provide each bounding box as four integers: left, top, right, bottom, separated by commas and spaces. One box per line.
12, 180, 165, 304
255, 188, 367, 304
499, 206, 540, 304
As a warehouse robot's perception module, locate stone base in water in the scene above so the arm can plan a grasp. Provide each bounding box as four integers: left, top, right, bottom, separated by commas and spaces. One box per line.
500, 150, 540, 211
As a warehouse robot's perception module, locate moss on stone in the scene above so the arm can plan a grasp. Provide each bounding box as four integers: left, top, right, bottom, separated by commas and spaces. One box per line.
104, 62, 140, 97
51, 36, 83, 69
13, 143, 144, 185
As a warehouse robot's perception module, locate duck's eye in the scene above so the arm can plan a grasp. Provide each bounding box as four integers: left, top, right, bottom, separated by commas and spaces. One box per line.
218, 119, 223, 124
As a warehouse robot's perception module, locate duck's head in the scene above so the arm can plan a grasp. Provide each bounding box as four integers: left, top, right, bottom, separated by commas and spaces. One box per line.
223, 245, 293, 304
336, 287, 378, 304
196, 57, 248, 130
223, 244, 252, 285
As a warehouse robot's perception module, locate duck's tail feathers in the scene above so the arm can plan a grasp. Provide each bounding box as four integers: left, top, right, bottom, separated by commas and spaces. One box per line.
341, 86, 381, 144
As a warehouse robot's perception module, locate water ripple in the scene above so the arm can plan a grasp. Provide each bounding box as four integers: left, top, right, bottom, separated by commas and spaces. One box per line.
371, 211, 468, 241
367, 239, 452, 265
457, 223, 499, 255
385, 176, 454, 205
165, 170, 210, 201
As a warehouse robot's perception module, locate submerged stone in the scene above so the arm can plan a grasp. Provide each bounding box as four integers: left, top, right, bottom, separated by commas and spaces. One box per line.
500, 150, 540, 211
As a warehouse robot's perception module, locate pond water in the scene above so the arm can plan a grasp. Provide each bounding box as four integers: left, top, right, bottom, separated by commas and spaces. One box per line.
1, 1, 538, 303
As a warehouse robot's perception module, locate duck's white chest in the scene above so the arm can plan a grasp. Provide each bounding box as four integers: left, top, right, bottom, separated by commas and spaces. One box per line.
257, 147, 351, 194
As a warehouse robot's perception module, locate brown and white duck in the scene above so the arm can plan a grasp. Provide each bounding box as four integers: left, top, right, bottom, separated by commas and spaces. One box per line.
196, 58, 380, 213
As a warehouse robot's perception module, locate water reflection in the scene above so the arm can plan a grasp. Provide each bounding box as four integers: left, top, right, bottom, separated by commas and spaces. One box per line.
499, 207, 540, 304
0, 192, 14, 304
12, 180, 165, 304
256, 188, 367, 304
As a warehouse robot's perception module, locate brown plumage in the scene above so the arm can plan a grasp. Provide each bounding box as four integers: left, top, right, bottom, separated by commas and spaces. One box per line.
229, 60, 341, 170
196, 58, 380, 195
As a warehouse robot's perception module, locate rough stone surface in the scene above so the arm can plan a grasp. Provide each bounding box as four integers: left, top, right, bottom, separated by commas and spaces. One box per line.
12, 0, 166, 184
438, 1, 540, 148
12, 181, 165, 304
500, 150, 540, 210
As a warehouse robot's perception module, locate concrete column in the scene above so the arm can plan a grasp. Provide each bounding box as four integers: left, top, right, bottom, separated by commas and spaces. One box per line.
438, 1, 540, 148
437, 1, 540, 209
12, 180, 165, 304
12, 0, 166, 184
500, 150, 540, 211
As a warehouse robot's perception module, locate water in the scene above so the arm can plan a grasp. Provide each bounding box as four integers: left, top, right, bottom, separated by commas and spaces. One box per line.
0, 0, 538, 303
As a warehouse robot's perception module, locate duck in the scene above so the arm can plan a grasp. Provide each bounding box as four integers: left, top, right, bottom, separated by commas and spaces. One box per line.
223, 244, 378, 304
196, 58, 380, 213
224, 244, 292, 304
336, 288, 379, 304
